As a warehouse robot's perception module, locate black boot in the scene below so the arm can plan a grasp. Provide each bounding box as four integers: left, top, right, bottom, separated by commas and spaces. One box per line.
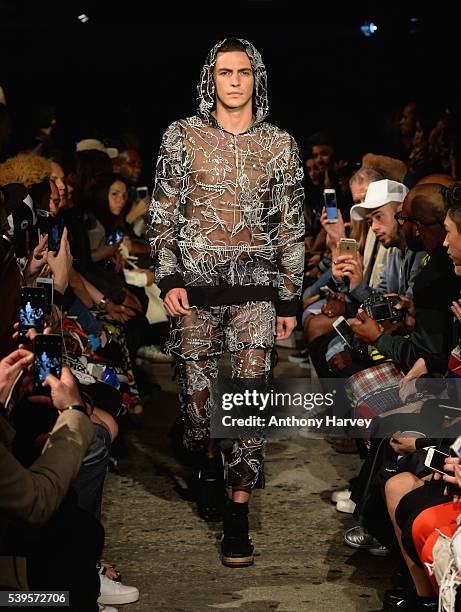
196, 453, 226, 522
221, 501, 254, 568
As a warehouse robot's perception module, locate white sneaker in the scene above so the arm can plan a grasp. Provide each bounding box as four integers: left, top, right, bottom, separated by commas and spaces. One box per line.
330, 488, 351, 503
98, 605, 118, 612
137, 344, 172, 363
336, 498, 356, 514
98, 575, 139, 605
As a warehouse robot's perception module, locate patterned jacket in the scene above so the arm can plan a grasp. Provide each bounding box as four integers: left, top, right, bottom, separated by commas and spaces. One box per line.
149, 38, 305, 316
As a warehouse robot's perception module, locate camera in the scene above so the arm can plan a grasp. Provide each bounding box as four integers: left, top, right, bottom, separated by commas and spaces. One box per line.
361, 292, 404, 322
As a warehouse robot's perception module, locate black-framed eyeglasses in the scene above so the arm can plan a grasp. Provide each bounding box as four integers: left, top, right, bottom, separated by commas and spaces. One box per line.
394, 211, 440, 228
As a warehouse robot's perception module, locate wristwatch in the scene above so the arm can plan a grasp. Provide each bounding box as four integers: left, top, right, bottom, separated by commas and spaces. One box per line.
96, 296, 108, 311
63, 404, 89, 417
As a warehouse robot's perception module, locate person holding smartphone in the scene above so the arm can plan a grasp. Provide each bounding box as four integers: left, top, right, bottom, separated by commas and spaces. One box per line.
149, 38, 305, 567
0, 349, 98, 606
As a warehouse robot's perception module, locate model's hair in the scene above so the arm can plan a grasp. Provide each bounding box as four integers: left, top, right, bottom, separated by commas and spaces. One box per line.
216, 39, 247, 54
349, 166, 386, 186
444, 182, 461, 233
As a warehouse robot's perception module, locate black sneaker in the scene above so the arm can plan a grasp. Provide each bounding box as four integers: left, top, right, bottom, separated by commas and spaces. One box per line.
383, 587, 415, 609
221, 501, 254, 568
197, 454, 227, 522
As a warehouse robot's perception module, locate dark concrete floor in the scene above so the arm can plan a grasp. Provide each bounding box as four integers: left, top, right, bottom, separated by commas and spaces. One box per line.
101, 347, 397, 612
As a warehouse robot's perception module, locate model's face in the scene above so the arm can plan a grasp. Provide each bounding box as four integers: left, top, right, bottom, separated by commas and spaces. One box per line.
312, 145, 333, 172
213, 51, 254, 112
366, 202, 400, 247
108, 180, 127, 215
443, 214, 461, 266
305, 159, 322, 186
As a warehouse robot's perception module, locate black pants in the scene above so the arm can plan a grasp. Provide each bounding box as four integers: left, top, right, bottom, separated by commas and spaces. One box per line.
6, 493, 103, 611
396, 480, 450, 567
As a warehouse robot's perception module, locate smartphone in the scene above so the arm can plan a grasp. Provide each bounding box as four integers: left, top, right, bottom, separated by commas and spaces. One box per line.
324, 189, 338, 223
33, 333, 62, 395
19, 287, 47, 342
320, 285, 337, 299
332, 315, 359, 349
339, 238, 357, 258
424, 448, 449, 475
106, 228, 124, 246
450, 435, 461, 458
48, 217, 64, 252
36, 277, 54, 315
136, 186, 149, 200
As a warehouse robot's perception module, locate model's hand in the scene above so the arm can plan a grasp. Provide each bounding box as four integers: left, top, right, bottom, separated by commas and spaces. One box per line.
0, 349, 34, 405
350, 309, 384, 344
164, 288, 190, 317
276, 316, 297, 340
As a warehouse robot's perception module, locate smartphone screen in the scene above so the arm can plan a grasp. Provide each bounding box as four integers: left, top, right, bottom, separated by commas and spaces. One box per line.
324, 189, 338, 222
36, 278, 54, 315
48, 217, 64, 252
19, 287, 47, 342
426, 449, 449, 474
333, 316, 359, 349
136, 186, 149, 200
106, 228, 124, 245
33, 333, 62, 394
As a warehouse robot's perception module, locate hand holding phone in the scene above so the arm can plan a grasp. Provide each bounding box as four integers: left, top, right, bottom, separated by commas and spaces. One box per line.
33, 334, 62, 395
332, 315, 359, 349
339, 238, 357, 258
424, 448, 450, 475
42, 365, 84, 411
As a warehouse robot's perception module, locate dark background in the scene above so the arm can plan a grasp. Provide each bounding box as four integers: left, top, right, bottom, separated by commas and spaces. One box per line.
1, 0, 458, 180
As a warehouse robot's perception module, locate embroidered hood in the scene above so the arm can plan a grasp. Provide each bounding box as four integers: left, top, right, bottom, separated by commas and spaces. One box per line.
196, 38, 269, 127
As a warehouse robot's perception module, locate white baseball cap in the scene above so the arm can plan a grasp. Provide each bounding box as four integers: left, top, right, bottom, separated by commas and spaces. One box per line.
75, 138, 119, 160
350, 179, 409, 221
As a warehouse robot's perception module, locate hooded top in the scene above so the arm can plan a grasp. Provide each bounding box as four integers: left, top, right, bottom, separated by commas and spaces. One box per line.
149, 38, 305, 316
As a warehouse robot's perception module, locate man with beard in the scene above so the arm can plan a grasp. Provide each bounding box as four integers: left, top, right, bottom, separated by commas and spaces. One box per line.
149, 38, 305, 567
351, 182, 461, 374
